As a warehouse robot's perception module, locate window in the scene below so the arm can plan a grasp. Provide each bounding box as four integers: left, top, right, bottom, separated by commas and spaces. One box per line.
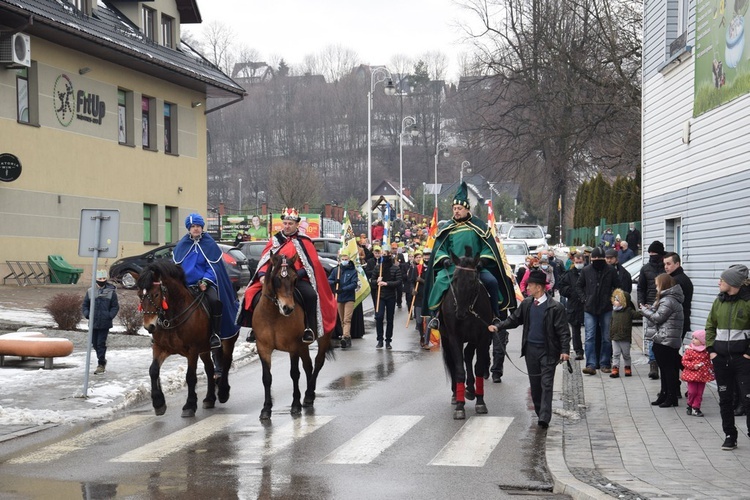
161, 15, 174, 48
117, 89, 135, 145
164, 102, 178, 154
665, 217, 683, 256
15, 64, 38, 125
143, 204, 158, 244
142, 95, 156, 150
165, 207, 177, 243
142, 7, 156, 42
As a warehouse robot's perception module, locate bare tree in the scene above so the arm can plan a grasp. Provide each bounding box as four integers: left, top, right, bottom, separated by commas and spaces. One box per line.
269, 160, 324, 209
201, 21, 235, 74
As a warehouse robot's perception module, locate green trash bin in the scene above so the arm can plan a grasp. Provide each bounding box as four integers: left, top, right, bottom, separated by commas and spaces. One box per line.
48, 255, 83, 284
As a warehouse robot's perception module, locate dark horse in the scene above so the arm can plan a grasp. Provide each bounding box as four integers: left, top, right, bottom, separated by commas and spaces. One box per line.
439, 248, 494, 419
251, 251, 334, 420
136, 260, 238, 417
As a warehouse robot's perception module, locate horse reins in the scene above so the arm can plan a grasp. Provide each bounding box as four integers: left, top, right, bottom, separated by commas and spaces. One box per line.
140, 281, 205, 330
263, 255, 291, 307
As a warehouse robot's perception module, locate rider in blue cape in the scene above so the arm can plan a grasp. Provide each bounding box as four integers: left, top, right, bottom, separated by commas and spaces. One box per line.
173, 213, 239, 348
422, 182, 516, 327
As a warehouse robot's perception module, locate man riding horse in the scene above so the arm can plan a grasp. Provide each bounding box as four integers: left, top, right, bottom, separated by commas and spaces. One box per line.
172, 213, 239, 349
239, 207, 337, 343
422, 182, 516, 329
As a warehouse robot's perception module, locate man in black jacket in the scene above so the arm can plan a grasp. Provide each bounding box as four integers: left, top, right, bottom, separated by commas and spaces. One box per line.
664, 252, 693, 338
576, 247, 620, 375
606, 249, 632, 294
490, 270, 570, 429
370, 249, 402, 349
559, 253, 585, 359
626, 223, 641, 255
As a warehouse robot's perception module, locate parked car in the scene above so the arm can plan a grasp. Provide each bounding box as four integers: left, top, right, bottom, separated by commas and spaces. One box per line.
621, 254, 645, 323
238, 240, 267, 275
109, 243, 251, 291
499, 239, 529, 273
312, 237, 343, 260
499, 224, 550, 253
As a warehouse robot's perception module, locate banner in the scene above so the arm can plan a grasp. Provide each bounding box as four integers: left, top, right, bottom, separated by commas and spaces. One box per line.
487, 200, 497, 238
221, 214, 269, 241
353, 263, 371, 308
340, 212, 359, 259
270, 213, 321, 237
426, 207, 438, 249
382, 202, 392, 248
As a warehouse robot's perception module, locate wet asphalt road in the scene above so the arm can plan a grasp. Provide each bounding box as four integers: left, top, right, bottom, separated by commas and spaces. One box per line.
0, 306, 570, 499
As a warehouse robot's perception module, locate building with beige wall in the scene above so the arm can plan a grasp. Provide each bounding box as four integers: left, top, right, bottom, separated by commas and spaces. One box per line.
0, 0, 244, 281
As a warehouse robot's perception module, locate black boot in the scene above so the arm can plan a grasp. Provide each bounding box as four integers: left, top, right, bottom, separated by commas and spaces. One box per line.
210, 314, 222, 349
651, 392, 667, 406
302, 328, 315, 344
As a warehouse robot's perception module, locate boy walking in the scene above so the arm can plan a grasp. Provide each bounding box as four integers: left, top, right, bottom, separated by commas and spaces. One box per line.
82, 270, 119, 374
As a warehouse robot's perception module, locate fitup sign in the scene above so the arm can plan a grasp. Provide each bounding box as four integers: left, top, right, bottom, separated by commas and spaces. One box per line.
53, 74, 106, 127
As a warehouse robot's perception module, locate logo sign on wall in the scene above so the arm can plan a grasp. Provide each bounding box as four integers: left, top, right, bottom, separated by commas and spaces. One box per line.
53, 74, 107, 127
0, 153, 22, 182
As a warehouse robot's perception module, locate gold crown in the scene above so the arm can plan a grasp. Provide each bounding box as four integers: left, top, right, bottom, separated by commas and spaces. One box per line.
281, 207, 301, 221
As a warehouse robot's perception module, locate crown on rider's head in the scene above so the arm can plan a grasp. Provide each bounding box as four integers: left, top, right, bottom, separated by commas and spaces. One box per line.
281, 207, 301, 222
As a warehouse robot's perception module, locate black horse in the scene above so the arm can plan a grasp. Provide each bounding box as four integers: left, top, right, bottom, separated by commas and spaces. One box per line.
439, 247, 494, 419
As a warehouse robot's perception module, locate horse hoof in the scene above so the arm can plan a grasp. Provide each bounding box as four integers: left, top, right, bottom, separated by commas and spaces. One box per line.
465, 390, 476, 401
260, 410, 272, 421
154, 405, 167, 416
203, 400, 215, 409
451, 396, 457, 405
291, 405, 302, 415
476, 403, 488, 414
181, 408, 196, 418
218, 388, 230, 404
453, 409, 466, 420
302, 397, 315, 407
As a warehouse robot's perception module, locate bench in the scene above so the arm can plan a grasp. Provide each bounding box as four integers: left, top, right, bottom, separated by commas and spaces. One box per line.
3, 261, 50, 286
0, 331, 74, 369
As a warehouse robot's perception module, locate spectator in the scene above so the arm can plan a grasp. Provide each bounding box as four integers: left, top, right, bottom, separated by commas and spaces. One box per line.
547, 248, 564, 296
641, 274, 684, 408
618, 241, 635, 264
576, 247, 620, 375
371, 220, 384, 243
664, 252, 694, 339
407, 250, 426, 335
600, 228, 615, 249
606, 249, 632, 294
521, 257, 550, 296
706, 264, 750, 451
681, 330, 714, 417
626, 223, 641, 255
328, 251, 359, 349
538, 254, 556, 291
609, 289, 639, 378
489, 270, 570, 429
558, 253, 586, 360
614, 234, 622, 251
370, 248, 402, 349
639, 240, 666, 380
82, 270, 120, 375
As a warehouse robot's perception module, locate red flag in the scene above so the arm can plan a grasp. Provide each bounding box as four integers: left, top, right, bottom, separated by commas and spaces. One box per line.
426, 207, 438, 249
487, 201, 497, 238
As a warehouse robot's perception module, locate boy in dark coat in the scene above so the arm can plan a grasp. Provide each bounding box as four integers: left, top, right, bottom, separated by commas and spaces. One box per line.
82, 270, 120, 374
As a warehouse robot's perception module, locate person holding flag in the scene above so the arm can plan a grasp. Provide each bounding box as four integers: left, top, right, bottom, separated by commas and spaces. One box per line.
422, 182, 517, 330
328, 249, 358, 349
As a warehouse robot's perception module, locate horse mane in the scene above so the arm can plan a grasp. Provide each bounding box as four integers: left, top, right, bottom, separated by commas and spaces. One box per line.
136, 260, 187, 290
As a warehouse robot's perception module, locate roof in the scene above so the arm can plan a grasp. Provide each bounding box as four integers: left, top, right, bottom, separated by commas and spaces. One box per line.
0, 0, 245, 98
369, 180, 416, 208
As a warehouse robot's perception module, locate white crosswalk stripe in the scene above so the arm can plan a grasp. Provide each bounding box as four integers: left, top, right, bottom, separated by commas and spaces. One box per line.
7, 415, 152, 464
222, 415, 335, 465
429, 416, 513, 467
111, 414, 244, 463
321, 415, 423, 464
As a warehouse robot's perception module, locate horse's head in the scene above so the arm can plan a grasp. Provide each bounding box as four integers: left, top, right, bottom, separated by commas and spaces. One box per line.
264, 251, 298, 316
136, 260, 185, 333
449, 246, 481, 319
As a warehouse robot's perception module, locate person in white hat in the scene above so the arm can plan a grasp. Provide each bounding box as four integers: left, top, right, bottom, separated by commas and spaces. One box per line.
82, 270, 119, 374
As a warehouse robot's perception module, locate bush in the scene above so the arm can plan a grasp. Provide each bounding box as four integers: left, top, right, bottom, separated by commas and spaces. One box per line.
118, 295, 143, 335
45, 293, 83, 330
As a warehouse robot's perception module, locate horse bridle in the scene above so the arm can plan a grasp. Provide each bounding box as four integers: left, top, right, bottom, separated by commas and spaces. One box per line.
140, 280, 204, 330
263, 255, 292, 307
448, 266, 490, 326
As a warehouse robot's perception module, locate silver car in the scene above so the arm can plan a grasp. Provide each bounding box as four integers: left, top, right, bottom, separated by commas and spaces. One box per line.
499, 239, 529, 273
501, 224, 551, 253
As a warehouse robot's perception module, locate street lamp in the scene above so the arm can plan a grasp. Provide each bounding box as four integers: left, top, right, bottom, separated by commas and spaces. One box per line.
399, 115, 418, 219
238, 178, 242, 213
460, 161, 471, 183
434, 141, 449, 211
367, 66, 396, 241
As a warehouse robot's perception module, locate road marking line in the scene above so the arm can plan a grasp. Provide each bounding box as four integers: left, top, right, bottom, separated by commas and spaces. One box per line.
321, 415, 423, 464
223, 415, 335, 465
429, 416, 513, 467
111, 414, 244, 463
8, 415, 152, 464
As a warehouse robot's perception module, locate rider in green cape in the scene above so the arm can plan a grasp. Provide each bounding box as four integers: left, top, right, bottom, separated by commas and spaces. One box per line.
422, 182, 516, 326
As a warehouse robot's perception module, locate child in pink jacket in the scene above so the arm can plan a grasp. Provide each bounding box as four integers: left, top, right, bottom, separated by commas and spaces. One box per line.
681, 330, 715, 417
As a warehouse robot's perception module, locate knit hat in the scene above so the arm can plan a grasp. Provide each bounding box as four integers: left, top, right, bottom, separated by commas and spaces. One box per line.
647, 240, 665, 255
373, 245, 382, 252
691, 330, 707, 352
591, 247, 605, 259
527, 270, 547, 286
185, 213, 204, 229
605, 249, 618, 258
720, 264, 749, 288
452, 182, 470, 209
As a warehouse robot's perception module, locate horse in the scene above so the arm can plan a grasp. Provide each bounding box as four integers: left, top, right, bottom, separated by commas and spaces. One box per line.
251, 251, 334, 420
136, 260, 237, 418
439, 247, 494, 420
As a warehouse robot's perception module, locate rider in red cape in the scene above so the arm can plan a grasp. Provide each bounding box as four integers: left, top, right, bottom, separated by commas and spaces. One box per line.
239, 207, 337, 343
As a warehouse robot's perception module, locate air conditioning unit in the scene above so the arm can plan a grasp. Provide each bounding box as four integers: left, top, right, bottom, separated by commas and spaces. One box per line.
0, 33, 31, 67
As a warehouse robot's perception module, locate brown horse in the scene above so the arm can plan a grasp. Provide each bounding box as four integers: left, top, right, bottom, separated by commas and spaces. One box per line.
136, 260, 237, 418
251, 251, 334, 420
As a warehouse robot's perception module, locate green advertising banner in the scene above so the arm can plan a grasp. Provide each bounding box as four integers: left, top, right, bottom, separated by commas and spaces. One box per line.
221, 214, 269, 242
695, 0, 750, 116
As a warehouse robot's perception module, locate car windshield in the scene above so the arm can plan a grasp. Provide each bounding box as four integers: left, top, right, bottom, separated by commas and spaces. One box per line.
228, 249, 246, 262
503, 243, 527, 255
509, 227, 543, 239
240, 243, 265, 258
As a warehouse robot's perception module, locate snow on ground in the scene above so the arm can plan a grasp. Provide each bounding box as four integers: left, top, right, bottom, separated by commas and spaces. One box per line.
0, 338, 257, 427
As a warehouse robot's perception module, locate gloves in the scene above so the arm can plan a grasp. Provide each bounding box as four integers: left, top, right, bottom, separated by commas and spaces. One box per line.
297, 268, 308, 279
442, 259, 452, 269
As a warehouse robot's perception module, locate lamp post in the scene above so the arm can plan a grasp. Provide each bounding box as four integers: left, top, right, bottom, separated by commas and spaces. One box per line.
238, 178, 242, 214
460, 160, 471, 183
399, 115, 418, 219
434, 141, 449, 211
367, 67, 396, 241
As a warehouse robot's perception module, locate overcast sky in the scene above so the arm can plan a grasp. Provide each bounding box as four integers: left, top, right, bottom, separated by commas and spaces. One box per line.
188, 0, 481, 82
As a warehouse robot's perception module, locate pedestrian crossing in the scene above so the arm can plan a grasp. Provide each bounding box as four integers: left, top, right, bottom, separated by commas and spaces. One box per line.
6, 413, 515, 467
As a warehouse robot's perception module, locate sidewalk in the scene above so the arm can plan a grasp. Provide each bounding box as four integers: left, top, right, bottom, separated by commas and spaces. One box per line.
547, 326, 750, 499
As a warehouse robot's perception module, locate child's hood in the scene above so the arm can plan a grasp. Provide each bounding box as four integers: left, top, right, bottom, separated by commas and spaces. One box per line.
611, 289, 632, 309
